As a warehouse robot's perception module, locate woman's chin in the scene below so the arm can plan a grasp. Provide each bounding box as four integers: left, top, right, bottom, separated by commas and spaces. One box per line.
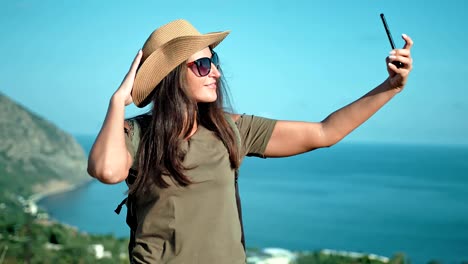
195, 94, 217, 103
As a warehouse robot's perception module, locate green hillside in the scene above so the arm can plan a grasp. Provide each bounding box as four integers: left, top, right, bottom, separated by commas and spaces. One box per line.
0, 92, 128, 263
0, 92, 89, 198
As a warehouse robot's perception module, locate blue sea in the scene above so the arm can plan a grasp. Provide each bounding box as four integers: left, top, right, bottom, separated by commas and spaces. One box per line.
39, 136, 468, 264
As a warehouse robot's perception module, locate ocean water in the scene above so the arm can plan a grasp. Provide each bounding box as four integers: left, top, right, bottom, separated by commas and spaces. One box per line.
39, 136, 468, 264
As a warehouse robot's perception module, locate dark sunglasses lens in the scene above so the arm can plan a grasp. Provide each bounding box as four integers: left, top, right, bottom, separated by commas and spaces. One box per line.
197, 58, 211, 76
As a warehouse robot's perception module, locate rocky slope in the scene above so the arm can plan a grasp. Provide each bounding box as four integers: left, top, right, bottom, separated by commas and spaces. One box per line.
0, 92, 89, 198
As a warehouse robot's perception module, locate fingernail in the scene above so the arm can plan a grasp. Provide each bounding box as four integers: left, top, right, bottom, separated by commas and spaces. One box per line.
389, 55, 396, 60
402, 33, 407, 38
389, 50, 396, 55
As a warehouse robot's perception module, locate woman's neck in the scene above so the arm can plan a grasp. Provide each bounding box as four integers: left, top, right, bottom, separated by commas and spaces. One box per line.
183, 115, 198, 140
187, 119, 198, 138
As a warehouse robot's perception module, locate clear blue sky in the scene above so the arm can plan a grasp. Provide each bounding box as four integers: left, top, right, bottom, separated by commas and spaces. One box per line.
1, 0, 467, 145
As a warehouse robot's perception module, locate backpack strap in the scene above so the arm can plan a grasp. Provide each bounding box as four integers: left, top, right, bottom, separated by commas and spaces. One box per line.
224, 113, 246, 250
224, 113, 241, 154
115, 117, 145, 260
115, 118, 142, 214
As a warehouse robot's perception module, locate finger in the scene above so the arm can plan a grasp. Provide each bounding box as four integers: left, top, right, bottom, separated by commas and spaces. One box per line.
129, 50, 143, 74
390, 49, 411, 57
387, 62, 406, 75
387, 62, 398, 72
402, 34, 414, 50
121, 50, 143, 86
388, 55, 412, 67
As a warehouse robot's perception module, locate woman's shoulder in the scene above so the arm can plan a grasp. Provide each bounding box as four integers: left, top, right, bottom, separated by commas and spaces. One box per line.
125, 114, 152, 134
226, 113, 273, 124
229, 113, 241, 122
227, 113, 272, 123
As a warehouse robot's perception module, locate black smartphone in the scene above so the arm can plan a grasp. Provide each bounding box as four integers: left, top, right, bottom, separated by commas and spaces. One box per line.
380, 13, 403, 68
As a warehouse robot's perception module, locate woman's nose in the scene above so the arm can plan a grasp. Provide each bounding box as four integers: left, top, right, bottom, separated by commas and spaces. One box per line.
209, 63, 221, 78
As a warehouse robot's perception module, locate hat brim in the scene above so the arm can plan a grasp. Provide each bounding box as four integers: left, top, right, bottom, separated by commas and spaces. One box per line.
132, 31, 230, 108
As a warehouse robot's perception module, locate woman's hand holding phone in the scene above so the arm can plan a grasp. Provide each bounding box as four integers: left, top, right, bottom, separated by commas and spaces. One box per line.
380, 14, 414, 91
386, 34, 413, 91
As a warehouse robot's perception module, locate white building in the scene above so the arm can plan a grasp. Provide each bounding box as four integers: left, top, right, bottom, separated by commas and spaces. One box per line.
90, 244, 112, 259
247, 248, 296, 264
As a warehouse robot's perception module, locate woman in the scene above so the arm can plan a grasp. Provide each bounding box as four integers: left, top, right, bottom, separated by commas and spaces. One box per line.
87, 19, 413, 263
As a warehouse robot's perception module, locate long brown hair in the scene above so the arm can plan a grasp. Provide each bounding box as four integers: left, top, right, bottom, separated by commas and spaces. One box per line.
128, 60, 240, 195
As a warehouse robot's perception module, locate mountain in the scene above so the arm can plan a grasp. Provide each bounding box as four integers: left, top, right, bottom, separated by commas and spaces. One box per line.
0, 92, 90, 198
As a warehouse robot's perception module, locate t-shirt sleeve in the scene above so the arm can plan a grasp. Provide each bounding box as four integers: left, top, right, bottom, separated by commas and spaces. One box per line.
235, 114, 277, 158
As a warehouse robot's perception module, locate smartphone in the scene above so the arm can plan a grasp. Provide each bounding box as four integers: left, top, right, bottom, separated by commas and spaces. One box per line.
380, 13, 403, 68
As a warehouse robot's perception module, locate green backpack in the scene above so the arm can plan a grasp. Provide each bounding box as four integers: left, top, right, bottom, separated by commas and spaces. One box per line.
115, 114, 246, 257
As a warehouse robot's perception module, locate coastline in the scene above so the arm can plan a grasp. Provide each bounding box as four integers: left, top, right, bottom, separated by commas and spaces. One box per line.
29, 178, 93, 204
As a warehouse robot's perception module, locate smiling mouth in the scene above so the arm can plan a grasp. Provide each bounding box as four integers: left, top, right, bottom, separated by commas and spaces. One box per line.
206, 83, 217, 89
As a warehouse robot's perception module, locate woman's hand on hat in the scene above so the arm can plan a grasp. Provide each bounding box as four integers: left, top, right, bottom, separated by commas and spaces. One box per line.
113, 50, 143, 106
386, 34, 413, 92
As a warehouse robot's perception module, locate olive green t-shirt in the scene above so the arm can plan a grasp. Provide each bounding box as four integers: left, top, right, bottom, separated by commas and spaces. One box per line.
124, 114, 277, 264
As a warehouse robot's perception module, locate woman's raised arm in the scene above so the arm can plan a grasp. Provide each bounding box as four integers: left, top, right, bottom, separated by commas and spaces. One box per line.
87, 50, 142, 184
264, 34, 414, 157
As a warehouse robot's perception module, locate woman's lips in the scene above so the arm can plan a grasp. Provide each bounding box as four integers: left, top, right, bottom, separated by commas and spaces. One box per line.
205, 83, 217, 89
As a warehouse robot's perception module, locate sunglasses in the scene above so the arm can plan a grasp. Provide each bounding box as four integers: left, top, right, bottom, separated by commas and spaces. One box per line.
187, 51, 219, 77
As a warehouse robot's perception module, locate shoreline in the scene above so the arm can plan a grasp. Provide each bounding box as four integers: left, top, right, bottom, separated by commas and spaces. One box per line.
29, 178, 93, 204
24, 180, 465, 264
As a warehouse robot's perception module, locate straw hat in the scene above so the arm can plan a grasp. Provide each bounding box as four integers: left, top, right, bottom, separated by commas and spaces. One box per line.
132, 19, 230, 107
